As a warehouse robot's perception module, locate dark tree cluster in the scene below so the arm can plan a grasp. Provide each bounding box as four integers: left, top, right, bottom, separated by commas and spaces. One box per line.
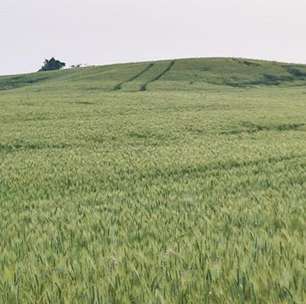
39, 58, 66, 72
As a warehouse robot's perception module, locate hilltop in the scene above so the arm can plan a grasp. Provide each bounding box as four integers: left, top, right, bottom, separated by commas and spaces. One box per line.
1, 57, 306, 92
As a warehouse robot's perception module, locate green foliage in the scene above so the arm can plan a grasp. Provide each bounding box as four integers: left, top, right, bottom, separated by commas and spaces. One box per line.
286, 66, 306, 79
39, 57, 66, 72
0, 58, 306, 303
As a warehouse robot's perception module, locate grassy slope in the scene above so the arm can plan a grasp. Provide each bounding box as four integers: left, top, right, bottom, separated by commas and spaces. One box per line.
0, 58, 306, 303
2, 57, 306, 92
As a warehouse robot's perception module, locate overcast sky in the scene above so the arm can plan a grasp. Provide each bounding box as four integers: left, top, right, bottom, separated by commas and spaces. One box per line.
1, 0, 306, 75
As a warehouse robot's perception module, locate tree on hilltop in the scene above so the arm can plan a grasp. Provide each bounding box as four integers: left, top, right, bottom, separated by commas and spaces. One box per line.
39, 58, 66, 72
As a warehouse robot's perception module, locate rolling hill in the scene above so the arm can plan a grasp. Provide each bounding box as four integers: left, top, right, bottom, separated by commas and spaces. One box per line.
0, 58, 305, 303
1, 57, 306, 92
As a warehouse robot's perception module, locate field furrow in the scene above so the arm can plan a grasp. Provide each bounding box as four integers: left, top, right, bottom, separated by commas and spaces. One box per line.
140, 60, 176, 91
113, 63, 154, 90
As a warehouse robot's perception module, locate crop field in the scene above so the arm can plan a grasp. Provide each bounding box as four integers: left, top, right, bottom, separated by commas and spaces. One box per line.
0, 58, 306, 303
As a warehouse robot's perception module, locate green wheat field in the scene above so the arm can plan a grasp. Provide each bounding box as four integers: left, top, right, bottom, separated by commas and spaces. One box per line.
0, 58, 306, 303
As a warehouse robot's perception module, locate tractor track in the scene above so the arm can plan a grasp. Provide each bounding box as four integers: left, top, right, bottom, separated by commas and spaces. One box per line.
140, 60, 176, 91
113, 63, 154, 91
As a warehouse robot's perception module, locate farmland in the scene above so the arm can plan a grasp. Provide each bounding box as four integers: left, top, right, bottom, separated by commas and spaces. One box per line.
0, 58, 306, 303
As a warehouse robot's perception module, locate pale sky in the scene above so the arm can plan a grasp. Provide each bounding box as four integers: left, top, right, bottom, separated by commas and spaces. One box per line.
1, 0, 306, 75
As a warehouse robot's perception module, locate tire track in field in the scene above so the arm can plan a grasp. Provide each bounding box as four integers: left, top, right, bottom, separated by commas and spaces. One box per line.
113, 63, 154, 91
140, 60, 176, 91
